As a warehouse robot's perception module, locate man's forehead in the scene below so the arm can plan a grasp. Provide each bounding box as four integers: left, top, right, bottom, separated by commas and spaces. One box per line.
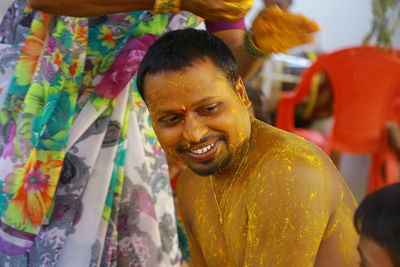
144, 64, 230, 97
146, 58, 227, 81
146, 80, 229, 104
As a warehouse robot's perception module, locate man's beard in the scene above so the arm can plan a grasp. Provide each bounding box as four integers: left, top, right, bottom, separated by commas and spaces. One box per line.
189, 151, 232, 176
176, 134, 231, 176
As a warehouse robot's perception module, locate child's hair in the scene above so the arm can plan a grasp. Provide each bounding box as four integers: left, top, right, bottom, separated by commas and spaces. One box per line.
354, 183, 400, 265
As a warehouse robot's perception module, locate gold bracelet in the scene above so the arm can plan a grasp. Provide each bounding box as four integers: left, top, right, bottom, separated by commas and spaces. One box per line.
243, 31, 271, 59
153, 0, 181, 14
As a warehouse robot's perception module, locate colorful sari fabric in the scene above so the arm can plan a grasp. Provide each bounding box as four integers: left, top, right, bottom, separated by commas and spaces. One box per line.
0, 0, 200, 266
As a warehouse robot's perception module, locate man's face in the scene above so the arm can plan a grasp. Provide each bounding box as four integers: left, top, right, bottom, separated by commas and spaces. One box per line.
144, 58, 251, 176
358, 235, 394, 267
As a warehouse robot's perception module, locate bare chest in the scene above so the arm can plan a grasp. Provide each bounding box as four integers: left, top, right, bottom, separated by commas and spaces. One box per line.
188, 181, 249, 266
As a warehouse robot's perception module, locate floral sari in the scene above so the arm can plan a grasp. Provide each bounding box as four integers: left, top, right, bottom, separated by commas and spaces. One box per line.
0, 0, 200, 265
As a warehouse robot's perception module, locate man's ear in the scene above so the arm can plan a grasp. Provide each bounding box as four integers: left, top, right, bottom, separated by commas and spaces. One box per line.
235, 76, 252, 109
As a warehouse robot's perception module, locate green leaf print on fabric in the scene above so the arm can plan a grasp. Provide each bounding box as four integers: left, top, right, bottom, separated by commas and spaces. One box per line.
0, 181, 12, 217
134, 14, 169, 38
0, 110, 9, 125
24, 82, 47, 116
91, 95, 115, 112
102, 142, 126, 221
32, 91, 72, 150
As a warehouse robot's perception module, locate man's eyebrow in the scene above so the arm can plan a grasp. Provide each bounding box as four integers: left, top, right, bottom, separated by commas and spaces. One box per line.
193, 96, 218, 106
154, 96, 218, 117
154, 109, 179, 118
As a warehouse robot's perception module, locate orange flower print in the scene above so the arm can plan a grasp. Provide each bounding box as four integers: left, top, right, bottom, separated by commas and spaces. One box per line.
98, 26, 116, 49
53, 49, 63, 67
3, 149, 64, 232
74, 23, 88, 46
15, 13, 52, 86
69, 59, 80, 76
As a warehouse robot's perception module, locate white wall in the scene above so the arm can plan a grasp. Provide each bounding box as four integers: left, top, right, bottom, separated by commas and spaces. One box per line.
292, 0, 374, 51
0, 0, 14, 19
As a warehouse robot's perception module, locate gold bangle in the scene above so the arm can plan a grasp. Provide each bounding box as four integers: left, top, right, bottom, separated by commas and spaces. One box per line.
243, 31, 271, 59
153, 0, 181, 14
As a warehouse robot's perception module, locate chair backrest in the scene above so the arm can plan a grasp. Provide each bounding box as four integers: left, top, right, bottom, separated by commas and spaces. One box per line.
319, 47, 400, 153
316, 46, 400, 153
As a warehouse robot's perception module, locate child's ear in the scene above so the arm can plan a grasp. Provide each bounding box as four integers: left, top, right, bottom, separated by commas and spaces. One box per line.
235, 76, 251, 109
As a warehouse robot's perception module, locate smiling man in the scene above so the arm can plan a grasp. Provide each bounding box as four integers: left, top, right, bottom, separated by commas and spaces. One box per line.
136, 29, 359, 266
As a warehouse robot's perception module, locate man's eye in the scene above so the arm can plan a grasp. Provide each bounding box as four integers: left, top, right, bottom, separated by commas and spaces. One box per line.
159, 115, 181, 126
199, 103, 220, 115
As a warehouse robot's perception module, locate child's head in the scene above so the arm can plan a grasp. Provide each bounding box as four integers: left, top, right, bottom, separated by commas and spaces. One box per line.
354, 183, 400, 267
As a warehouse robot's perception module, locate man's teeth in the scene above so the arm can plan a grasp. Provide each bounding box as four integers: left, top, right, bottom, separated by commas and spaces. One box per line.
191, 143, 214, 154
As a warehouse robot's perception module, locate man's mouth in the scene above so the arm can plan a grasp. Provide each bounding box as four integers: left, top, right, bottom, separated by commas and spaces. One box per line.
183, 139, 222, 161
190, 143, 215, 154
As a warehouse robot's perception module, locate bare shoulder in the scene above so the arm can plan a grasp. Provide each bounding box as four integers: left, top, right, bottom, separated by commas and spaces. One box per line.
247, 120, 354, 213
241, 120, 359, 266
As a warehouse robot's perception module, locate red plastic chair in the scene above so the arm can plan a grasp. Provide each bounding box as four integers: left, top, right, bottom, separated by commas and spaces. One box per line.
275, 46, 400, 193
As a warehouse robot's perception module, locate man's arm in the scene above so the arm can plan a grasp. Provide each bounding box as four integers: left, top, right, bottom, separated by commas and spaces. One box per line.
176, 170, 208, 267
314, 169, 360, 267
243, 143, 358, 266
179, 216, 208, 267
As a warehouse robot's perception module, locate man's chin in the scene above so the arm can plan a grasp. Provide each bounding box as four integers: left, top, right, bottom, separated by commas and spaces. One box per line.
188, 157, 231, 177
190, 166, 220, 177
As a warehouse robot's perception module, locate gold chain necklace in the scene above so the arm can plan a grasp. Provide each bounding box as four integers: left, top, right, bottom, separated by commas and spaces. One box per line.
210, 142, 250, 225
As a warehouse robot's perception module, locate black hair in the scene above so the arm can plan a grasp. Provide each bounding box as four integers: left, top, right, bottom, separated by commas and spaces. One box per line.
354, 183, 400, 266
136, 28, 238, 101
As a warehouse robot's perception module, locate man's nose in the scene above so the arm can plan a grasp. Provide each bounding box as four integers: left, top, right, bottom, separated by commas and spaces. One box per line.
182, 115, 207, 143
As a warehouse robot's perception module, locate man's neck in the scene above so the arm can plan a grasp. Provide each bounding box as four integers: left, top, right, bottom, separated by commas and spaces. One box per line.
213, 118, 256, 183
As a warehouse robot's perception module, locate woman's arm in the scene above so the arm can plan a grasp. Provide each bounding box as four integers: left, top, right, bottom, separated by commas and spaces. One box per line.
213, 29, 264, 82
29, 0, 154, 17
213, 5, 319, 81
29, 0, 251, 21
